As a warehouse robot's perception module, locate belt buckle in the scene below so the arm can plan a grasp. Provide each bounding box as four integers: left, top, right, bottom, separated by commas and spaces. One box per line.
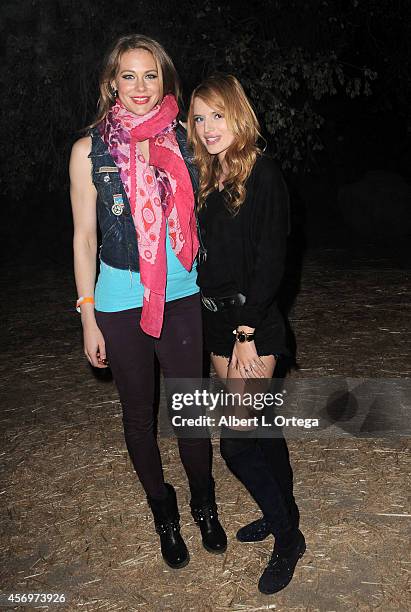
201, 295, 218, 312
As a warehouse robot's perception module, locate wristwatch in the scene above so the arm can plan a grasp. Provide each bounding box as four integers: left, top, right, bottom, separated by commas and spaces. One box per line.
233, 329, 255, 343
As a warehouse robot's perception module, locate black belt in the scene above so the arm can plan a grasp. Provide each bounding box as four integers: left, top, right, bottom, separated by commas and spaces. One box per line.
201, 292, 246, 312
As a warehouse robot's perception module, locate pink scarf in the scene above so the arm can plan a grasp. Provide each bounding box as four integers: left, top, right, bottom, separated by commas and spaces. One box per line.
100, 95, 199, 337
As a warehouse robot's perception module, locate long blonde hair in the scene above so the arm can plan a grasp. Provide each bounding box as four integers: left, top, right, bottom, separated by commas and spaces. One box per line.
187, 74, 261, 213
91, 34, 181, 127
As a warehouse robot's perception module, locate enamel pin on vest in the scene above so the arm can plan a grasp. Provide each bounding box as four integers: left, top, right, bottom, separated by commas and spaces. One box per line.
112, 194, 124, 216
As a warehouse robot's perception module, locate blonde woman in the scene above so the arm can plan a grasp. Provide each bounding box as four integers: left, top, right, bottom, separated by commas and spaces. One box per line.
70, 36, 226, 570
188, 74, 305, 594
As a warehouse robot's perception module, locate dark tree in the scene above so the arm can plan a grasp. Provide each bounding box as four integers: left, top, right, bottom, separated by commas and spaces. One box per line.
0, 0, 409, 257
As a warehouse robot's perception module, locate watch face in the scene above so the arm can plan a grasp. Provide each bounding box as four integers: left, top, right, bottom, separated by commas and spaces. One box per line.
237, 331, 247, 343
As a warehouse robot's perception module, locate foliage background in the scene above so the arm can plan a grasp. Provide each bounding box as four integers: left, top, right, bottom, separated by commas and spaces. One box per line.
0, 0, 409, 255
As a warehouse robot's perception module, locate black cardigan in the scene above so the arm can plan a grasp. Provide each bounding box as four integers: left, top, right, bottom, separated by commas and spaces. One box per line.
196, 155, 289, 329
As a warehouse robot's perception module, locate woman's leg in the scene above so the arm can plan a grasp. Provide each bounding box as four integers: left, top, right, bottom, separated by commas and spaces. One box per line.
214, 354, 296, 537
155, 294, 212, 490
257, 434, 300, 528
214, 351, 305, 593
95, 308, 167, 500
96, 307, 192, 569
215, 354, 299, 529
155, 295, 227, 553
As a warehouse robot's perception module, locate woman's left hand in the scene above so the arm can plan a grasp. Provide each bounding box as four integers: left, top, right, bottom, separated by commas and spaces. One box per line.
230, 340, 267, 379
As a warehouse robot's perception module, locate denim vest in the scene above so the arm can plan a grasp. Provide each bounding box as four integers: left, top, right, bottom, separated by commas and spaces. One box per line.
89, 124, 198, 272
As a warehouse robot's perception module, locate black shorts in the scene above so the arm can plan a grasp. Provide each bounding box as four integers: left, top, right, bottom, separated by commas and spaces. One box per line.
202, 302, 289, 358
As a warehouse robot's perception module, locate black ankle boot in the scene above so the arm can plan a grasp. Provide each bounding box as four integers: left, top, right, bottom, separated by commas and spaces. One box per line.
147, 483, 189, 569
236, 516, 273, 542
190, 481, 227, 554
258, 529, 306, 594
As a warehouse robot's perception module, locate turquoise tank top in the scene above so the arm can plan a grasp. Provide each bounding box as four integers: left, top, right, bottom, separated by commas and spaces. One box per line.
95, 228, 198, 312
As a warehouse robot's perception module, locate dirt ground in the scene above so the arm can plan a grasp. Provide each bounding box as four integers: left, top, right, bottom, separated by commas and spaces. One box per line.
1, 242, 410, 611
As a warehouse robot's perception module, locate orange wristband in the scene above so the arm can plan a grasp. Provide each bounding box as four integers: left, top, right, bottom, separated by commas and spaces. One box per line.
76, 296, 95, 313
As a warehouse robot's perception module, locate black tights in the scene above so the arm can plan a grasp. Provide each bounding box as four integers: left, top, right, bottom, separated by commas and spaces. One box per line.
96, 294, 212, 500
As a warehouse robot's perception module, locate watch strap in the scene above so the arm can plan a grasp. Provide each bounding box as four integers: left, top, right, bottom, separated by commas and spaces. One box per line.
232, 329, 255, 343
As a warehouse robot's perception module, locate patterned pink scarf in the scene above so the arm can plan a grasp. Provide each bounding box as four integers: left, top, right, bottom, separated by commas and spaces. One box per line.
99, 95, 199, 337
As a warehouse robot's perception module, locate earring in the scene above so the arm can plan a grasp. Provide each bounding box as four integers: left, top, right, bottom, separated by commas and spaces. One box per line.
259, 135, 268, 153
111, 87, 118, 98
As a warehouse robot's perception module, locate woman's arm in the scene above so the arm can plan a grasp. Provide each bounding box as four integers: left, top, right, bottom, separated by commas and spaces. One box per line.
231, 158, 289, 378
69, 137, 107, 368
238, 157, 289, 329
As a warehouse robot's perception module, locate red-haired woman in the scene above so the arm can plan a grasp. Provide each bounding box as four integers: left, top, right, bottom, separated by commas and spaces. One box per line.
188, 74, 305, 594
69, 36, 226, 569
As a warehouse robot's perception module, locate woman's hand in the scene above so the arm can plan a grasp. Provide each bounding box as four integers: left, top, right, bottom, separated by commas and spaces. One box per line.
83, 321, 108, 368
230, 340, 266, 379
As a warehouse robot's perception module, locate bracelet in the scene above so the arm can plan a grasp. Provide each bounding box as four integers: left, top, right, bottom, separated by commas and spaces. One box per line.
232, 328, 255, 343
76, 296, 94, 313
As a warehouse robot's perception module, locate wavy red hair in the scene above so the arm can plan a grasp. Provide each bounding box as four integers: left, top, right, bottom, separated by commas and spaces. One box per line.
187, 74, 261, 212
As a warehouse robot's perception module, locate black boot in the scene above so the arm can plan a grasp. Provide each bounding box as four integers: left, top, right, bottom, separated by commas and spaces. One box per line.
190, 479, 227, 554
236, 517, 273, 542
258, 529, 306, 594
147, 483, 189, 569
